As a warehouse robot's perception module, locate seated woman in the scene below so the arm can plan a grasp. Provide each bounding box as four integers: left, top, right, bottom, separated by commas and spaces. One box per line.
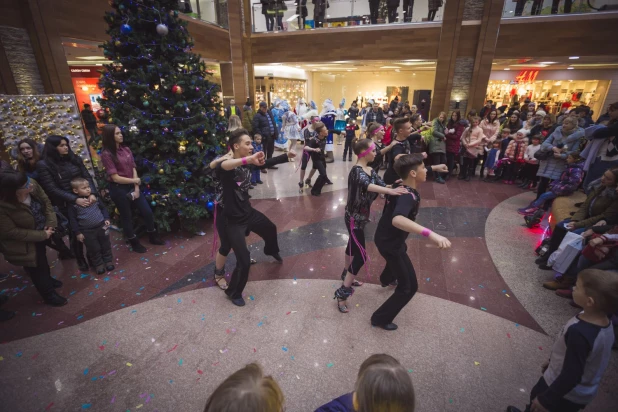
535, 167, 618, 270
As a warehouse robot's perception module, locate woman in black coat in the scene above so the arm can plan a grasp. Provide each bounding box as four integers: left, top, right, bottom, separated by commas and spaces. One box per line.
37, 135, 98, 271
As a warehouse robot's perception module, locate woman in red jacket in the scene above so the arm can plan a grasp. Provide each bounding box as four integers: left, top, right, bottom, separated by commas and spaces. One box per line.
445, 110, 466, 178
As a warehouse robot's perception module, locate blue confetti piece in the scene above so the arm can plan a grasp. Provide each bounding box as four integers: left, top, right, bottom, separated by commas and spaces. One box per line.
460, 328, 465, 332
16, 352, 22, 357
120, 303, 125, 307
480, 307, 487, 311
83, 368, 89, 375
426, 277, 430, 282
103, 277, 110, 282
257, 321, 263, 327
479, 285, 484, 288
326, 363, 334, 368
178, 359, 183, 366
169, 380, 174, 384
282, 347, 288, 352
177, 298, 182, 303
290, 355, 295, 360
82, 404, 92, 409
94, 284, 99, 289
249, 295, 254, 301
91, 376, 97, 381
88, 292, 94, 296
502, 290, 507, 293
515, 323, 520, 327
131, 310, 137, 314
139, 286, 145, 291
80, 274, 88, 279
77, 315, 84, 320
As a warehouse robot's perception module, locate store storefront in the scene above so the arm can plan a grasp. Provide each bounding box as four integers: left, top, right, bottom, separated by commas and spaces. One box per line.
254, 77, 307, 110
487, 69, 615, 120
69, 66, 104, 112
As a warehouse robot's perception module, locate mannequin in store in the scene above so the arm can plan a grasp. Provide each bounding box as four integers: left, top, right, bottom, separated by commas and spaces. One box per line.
403, 0, 414, 22
335, 99, 347, 145
296, 0, 308, 29
271, 99, 289, 151
320, 98, 337, 163
427, 0, 443, 21
313, 0, 328, 28
369, 0, 381, 24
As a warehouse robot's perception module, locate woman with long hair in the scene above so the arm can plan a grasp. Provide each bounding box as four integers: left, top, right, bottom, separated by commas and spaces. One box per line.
502, 111, 523, 133
479, 110, 500, 179
15, 138, 41, 180
37, 135, 98, 270
0, 170, 68, 306
99, 125, 164, 253
445, 110, 466, 177
227, 115, 243, 133
429, 112, 447, 183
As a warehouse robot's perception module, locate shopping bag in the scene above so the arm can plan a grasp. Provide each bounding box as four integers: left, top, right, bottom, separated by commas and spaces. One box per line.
548, 232, 584, 274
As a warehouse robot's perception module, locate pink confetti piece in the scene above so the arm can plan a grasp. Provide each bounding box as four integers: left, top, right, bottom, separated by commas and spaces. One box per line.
507, 333, 511, 338
110, 396, 115, 404
98, 346, 105, 351
538, 346, 543, 350
167, 344, 178, 353
108, 370, 116, 375
197, 370, 203, 375
31, 353, 39, 360
45, 402, 54, 410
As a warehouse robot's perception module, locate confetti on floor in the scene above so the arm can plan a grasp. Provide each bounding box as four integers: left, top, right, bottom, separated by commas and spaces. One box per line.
326, 363, 334, 368
474, 361, 480, 366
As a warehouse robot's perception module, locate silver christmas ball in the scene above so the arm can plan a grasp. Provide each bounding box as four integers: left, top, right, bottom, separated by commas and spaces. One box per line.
156, 24, 169, 36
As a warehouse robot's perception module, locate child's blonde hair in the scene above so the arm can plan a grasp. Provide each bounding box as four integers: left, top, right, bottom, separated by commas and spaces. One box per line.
71, 177, 89, 190
354, 354, 415, 412
204, 363, 284, 412
578, 269, 618, 314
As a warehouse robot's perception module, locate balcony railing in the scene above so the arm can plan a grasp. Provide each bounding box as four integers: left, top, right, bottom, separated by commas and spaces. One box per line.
502, 0, 618, 18
179, 0, 229, 28
251, 0, 445, 33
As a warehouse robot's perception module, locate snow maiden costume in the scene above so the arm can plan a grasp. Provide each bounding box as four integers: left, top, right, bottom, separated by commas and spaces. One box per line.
282, 105, 302, 152
272, 99, 289, 150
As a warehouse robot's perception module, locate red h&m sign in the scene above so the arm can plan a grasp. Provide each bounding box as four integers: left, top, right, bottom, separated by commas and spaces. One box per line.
515, 70, 539, 83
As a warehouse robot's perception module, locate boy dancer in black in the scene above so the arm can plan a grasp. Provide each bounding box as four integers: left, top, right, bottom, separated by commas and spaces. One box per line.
219, 129, 296, 306
307, 122, 329, 197
371, 154, 451, 330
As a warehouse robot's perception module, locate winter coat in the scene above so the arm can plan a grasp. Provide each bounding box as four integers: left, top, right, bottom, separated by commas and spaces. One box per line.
252, 110, 279, 138
529, 124, 555, 141
505, 139, 527, 162
0, 179, 56, 267
461, 126, 485, 157
428, 0, 444, 9
314, 393, 354, 412
347, 106, 359, 120
501, 119, 523, 133
549, 161, 584, 197
536, 126, 584, 180
571, 181, 618, 229
80, 109, 97, 128
242, 107, 255, 133
428, 118, 446, 154
479, 119, 500, 146
224, 105, 242, 120
36, 157, 97, 209
445, 120, 466, 154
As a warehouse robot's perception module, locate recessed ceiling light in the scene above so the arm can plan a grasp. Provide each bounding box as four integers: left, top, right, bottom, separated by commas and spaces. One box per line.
295, 65, 300, 68
395, 69, 400, 72
347, 69, 351, 72
567, 67, 574, 70
76, 56, 105, 60
569, 56, 579, 59
311, 69, 316, 71
538, 62, 558, 64
380, 66, 401, 69
504, 68, 510, 70
413, 73, 416, 75
404, 59, 424, 62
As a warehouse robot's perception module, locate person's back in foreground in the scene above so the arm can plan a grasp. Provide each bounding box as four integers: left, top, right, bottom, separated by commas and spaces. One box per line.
507, 269, 617, 412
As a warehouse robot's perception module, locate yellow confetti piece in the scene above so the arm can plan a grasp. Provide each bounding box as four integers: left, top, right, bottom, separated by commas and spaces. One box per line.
126, 362, 132, 367
505, 294, 510, 298
474, 361, 480, 366
0, 356, 3, 361
136, 404, 143, 409
355, 304, 359, 307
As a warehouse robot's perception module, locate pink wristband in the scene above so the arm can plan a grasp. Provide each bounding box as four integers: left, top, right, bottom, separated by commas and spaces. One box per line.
421, 228, 431, 237
242, 157, 247, 166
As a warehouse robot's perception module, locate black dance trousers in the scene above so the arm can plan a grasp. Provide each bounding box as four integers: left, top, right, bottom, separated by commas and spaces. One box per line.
215, 204, 232, 257
431, 152, 446, 178
310, 160, 328, 195
24, 241, 55, 298
225, 209, 280, 299
446, 152, 458, 175
371, 245, 419, 325
344, 216, 367, 276
263, 135, 275, 159
525, 377, 584, 412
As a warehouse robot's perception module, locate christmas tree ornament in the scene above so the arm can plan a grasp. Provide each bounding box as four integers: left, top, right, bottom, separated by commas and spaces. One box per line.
143, 100, 149, 107
171, 85, 182, 94
151, 201, 156, 206
206, 201, 214, 211
158, 168, 165, 174
120, 24, 132, 34
156, 24, 169, 36
185, 107, 190, 114
129, 125, 139, 134
178, 145, 186, 154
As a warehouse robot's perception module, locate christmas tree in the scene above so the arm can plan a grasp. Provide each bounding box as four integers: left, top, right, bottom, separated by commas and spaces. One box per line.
94, 0, 227, 232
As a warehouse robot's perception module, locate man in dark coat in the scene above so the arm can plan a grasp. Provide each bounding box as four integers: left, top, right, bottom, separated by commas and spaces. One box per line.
80, 104, 98, 143
252, 101, 278, 167
224, 98, 242, 120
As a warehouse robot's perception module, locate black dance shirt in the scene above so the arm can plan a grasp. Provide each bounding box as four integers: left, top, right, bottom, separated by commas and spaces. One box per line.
375, 185, 420, 252
345, 165, 386, 228
383, 139, 411, 184
308, 137, 327, 162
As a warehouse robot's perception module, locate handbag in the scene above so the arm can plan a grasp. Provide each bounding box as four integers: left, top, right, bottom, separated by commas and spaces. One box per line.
534, 149, 552, 161
581, 234, 618, 263
548, 232, 584, 274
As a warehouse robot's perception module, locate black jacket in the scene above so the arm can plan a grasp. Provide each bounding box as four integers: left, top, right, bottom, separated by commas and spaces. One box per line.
224, 105, 242, 120
252, 110, 279, 138
81, 109, 97, 128
36, 158, 97, 209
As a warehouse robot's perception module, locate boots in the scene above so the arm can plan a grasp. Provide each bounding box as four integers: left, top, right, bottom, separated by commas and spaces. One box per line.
43, 291, 68, 307
73, 239, 89, 271
128, 237, 147, 253
543, 276, 575, 290
148, 230, 165, 245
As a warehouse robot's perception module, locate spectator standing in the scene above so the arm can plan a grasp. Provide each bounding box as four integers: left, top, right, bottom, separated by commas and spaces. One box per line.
252, 101, 279, 163
241, 100, 255, 134
80, 103, 98, 143
429, 112, 447, 184
445, 110, 465, 177
224, 98, 242, 120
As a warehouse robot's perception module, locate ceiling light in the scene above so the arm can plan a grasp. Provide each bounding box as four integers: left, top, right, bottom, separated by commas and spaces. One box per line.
295, 65, 300, 68
347, 69, 352, 72
538, 62, 558, 64
567, 67, 574, 70
333, 61, 351, 63
492, 63, 496, 65
509, 64, 548, 68
403, 59, 424, 62
380, 66, 401, 69
570, 63, 618, 67
76, 56, 105, 60
311, 69, 316, 71
413, 73, 416, 75
504, 68, 510, 70
569, 56, 579, 59
395, 69, 400, 72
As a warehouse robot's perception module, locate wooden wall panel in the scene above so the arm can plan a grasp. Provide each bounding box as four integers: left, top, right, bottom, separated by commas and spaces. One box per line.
495, 17, 618, 58
0, 0, 25, 29
251, 26, 442, 64
186, 21, 231, 62
457, 25, 481, 57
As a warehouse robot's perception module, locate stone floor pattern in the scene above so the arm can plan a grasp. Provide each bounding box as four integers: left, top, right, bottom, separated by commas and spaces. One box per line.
0, 147, 616, 411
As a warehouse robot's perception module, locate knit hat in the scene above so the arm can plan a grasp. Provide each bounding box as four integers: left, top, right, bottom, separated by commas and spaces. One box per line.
517, 128, 529, 136
536, 110, 547, 117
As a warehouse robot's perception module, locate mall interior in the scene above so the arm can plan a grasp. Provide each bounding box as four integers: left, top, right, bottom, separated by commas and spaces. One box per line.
1, 1, 618, 411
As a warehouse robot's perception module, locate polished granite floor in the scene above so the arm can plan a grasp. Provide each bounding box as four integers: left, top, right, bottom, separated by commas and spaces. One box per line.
0, 145, 616, 411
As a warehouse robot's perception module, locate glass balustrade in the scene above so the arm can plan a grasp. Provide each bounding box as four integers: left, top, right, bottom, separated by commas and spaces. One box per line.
179, 0, 229, 28
502, 0, 618, 18
251, 0, 445, 33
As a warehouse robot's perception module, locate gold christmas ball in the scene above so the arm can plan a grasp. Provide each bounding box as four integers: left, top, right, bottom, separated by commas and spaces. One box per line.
178, 145, 186, 153
115, 40, 121, 46
158, 168, 164, 174
83, 158, 90, 163
108, 118, 113, 122
114, 208, 119, 215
